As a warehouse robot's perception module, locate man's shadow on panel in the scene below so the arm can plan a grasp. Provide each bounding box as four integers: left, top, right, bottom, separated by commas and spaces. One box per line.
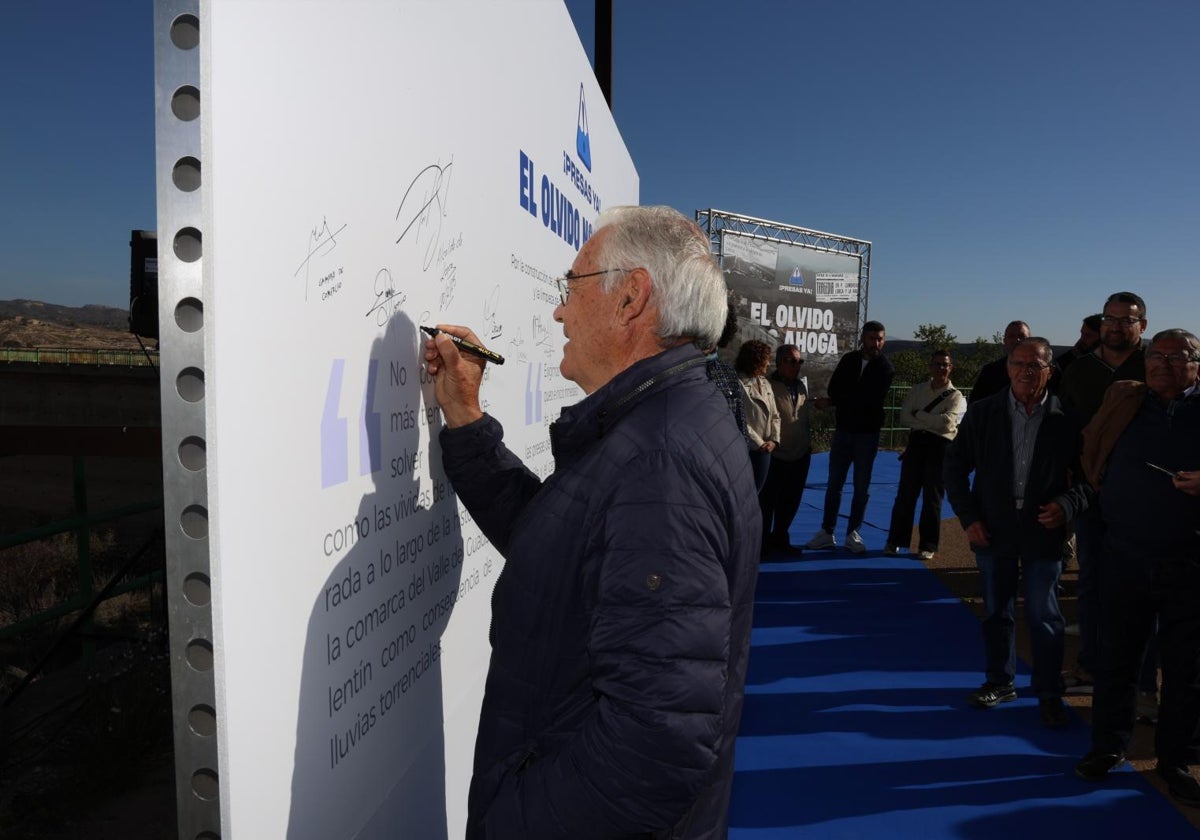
288, 312, 463, 839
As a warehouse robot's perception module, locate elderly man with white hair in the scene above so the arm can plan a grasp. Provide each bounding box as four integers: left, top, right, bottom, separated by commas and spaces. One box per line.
424, 206, 760, 839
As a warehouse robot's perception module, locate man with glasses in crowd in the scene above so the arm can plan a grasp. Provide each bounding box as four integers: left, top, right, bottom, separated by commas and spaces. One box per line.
1061, 292, 1149, 424
1059, 292, 1150, 692
422, 206, 759, 839
1074, 329, 1200, 806
945, 338, 1087, 729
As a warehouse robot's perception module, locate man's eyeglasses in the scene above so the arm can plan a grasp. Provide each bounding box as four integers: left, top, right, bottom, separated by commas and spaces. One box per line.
556, 268, 631, 305
1146, 351, 1199, 366
1006, 360, 1051, 372
1100, 315, 1142, 327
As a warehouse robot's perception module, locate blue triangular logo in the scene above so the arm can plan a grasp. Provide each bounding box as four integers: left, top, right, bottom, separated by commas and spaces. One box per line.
576, 83, 592, 172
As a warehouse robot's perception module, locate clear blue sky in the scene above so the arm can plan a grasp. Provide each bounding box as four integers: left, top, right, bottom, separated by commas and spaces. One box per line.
3, 0, 1197, 347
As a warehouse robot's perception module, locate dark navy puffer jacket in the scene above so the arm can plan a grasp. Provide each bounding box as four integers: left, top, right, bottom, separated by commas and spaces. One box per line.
441, 344, 761, 839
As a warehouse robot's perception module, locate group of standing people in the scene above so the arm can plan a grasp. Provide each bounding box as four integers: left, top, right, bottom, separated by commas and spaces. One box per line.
733, 337, 816, 556
734, 321, 899, 560
938, 293, 1200, 807
731, 294, 1200, 807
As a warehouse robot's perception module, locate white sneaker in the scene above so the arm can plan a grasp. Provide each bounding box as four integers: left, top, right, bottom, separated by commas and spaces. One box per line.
883, 543, 899, 556
844, 530, 866, 554
806, 529, 835, 549
918, 550, 935, 560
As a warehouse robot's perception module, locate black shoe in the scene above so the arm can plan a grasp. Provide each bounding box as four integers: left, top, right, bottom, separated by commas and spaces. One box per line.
1075, 750, 1126, 781
762, 537, 803, 559
1156, 765, 1200, 807
968, 682, 1017, 708
780, 544, 804, 557
1039, 697, 1068, 728
1062, 665, 1094, 695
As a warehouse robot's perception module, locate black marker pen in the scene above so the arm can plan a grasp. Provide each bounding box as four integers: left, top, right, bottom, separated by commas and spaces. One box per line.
420, 325, 505, 365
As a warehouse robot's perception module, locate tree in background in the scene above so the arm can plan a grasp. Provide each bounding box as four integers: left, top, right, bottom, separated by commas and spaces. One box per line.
882, 324, 1006, 445
890, 349, 927, 385
914, 323, 957, 352
890, 324, 1002, 388
952, 335, 1005, 389
891, 323, 960, 385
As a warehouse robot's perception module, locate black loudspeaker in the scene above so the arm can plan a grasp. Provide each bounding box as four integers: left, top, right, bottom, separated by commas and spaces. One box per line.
129, 230, 159, 338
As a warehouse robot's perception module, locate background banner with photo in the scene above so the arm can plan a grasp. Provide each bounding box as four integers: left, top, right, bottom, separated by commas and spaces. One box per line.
720, 232, 863, 394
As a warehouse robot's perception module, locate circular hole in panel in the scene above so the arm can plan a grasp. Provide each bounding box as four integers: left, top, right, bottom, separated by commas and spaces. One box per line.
171, 85, 200, 122
196, 833, 220, 840
175, 297, 203, 332
183, 572, 211, 606
180, 504, 208, 539
176, 368, 204, 402
173, 227, 202, 263
170, 14, 200, 50
172, 156, 201, 192
188, 704, 217, 737
179, 436, 206, 471
186, 638, 213, 672
191, 768, 219, 800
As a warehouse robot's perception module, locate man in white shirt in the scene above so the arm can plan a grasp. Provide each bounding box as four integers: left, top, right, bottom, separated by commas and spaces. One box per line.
884, 350, 965, 559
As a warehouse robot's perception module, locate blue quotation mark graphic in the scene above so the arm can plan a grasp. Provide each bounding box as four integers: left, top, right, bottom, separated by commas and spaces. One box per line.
321, 358, 381, 489
525, 362, 543, 425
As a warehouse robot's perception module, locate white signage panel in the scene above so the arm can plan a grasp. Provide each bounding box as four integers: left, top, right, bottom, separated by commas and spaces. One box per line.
202, 2, 637, 836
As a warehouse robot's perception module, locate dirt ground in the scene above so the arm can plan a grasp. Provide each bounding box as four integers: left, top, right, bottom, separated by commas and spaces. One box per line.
923, 518, 1200, 831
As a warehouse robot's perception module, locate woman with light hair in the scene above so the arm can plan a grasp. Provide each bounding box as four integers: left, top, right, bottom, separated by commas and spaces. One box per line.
735, 339, 780, 493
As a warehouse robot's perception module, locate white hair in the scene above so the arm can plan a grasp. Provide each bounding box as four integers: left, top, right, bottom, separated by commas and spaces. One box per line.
592, 205, 726, 349
1151, 328, 1200, 360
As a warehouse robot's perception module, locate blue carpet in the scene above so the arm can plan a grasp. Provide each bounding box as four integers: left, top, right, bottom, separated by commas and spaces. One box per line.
728, 452, 1193, 838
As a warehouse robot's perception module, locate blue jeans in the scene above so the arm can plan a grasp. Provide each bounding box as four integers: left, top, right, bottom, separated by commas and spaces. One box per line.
975, 549, 1065, 698
821, 430, 880, 534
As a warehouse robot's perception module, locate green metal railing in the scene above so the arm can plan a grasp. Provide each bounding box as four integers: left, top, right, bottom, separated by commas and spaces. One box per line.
0, 456, 162, 642
0, 347, 158, 367
811, 382, 974, 451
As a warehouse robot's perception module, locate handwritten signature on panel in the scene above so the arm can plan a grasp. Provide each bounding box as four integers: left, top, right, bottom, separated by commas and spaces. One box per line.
531, 314, 552, 350
395, 158, 454, 271
483, 286, 504, 340
293, 216, 347, 300
439, 263, 458, 311
366, 268, 408, 326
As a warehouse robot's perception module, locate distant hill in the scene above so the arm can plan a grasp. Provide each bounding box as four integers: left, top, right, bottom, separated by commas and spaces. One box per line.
885, 338, 1069, 356
0, 299, 145, 350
